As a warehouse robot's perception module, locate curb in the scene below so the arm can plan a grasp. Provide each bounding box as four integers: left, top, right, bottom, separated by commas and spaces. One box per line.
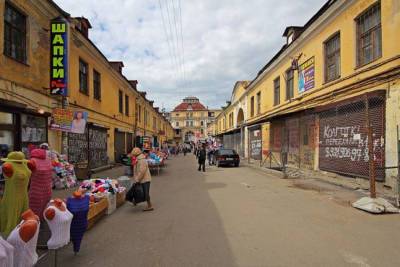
241, 162, 285, 178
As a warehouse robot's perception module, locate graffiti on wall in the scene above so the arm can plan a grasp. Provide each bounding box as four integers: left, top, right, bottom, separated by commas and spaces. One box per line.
302, 148, 314, 167
322, 125, 384, 162
272, 126, 282, 151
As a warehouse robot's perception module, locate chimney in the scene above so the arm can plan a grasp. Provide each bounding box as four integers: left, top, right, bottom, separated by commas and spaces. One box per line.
139, 91, 147, 98
149, 101, 154, 107
74, 17, 92, 38
109, 61, 124, 74
129, 80, 138, 90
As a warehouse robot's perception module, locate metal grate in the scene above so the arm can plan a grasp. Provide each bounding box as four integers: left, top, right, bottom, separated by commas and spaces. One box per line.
318, 95, 385, 181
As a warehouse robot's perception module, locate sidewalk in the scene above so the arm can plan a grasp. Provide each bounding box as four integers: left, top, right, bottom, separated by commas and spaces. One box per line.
241, 160, 399, 207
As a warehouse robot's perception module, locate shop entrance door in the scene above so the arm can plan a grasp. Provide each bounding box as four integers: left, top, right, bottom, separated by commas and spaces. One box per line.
126, 133, 133, 153
114, 130, 125, 163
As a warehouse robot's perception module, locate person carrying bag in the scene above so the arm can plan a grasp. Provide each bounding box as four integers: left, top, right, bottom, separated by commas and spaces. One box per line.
125, 182, 145, 204
129, 147, 154, 211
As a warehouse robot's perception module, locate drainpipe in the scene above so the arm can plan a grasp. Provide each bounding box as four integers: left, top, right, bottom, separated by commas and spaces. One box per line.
134, 97, 138, 147
365, 95, 376, 198
248, 127, 251, 164
397, 125, 400, 206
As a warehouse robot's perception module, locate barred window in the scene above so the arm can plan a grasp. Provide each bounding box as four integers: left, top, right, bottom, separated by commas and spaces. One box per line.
285, 69, 294, 100
274, 77, 280, 106
79, 59, 89, 94
93, 70, 101, 100
4, 3, 26, 62
356, 2, 382, 67
324, 32, 341, 82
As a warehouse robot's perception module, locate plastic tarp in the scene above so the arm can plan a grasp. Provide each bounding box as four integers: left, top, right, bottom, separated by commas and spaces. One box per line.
352, 197, 399, 214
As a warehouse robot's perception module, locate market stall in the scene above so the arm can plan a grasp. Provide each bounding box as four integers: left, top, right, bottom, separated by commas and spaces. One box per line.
79, 178, 127, 220
146, 150, 167, 175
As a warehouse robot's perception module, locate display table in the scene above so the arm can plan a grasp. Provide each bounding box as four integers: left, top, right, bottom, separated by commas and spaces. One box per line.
148, 162, 161, 175
105, 193, 117, 215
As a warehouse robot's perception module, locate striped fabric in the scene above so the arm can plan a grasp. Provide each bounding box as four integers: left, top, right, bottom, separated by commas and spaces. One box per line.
28, 149, 53, 220
66, 195, 90, 253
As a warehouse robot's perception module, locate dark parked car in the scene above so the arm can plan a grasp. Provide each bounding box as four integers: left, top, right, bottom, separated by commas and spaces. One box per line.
215, 149, 240, 167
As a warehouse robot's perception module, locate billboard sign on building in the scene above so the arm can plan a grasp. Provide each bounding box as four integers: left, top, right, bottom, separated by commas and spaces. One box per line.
50, 108, 88, 134
298, 57, 315, 94
50, 19, 68, 96
249, 127, 262, 160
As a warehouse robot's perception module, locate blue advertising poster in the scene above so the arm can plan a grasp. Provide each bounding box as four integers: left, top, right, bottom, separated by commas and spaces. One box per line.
298, 57, 315, 94
50, 19, 68, 96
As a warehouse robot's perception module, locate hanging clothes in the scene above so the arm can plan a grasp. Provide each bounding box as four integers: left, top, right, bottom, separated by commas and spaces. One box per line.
28, 149, 53, 220
0, 152, 32, 237
43, 200, 73, 250
66, 195, 89, 253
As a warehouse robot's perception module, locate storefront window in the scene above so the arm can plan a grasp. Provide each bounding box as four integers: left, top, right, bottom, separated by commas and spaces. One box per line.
21, 114, 47, 152
0, 112, 13, 124
0, 112, 14, 158
0, 131, 14, 158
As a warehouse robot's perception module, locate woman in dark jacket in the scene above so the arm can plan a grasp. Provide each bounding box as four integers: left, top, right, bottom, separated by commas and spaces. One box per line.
198, 144, 206, 172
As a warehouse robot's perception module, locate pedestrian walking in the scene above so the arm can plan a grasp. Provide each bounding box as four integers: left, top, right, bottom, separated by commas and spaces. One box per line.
131, 147, 154, 211
198, 144, 206, 172
207, 146, 213, 166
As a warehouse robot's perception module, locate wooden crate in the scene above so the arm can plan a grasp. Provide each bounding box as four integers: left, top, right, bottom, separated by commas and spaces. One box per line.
87, 198, 108, 230
116, 191, 126, 208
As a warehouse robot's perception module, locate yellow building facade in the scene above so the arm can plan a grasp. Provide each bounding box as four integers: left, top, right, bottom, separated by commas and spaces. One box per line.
170, 97, 220, 143
216, 0, 400, 189
0, 0, 173, 174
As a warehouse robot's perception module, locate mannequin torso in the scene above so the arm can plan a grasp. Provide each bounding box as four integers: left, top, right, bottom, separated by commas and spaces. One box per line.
0, 152, 32, 237
28, 149, 53, 220
66, 191, 90, 253
6, 209, 40, 267
44, 199, 73, 250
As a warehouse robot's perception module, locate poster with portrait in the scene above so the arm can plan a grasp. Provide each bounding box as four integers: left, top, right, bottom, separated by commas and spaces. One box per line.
50, 108, 88, 134
298, 57, 315, 94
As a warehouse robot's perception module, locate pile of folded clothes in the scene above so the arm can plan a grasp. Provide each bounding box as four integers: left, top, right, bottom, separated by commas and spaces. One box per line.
79, 178, 126, 201
51, 152, 78, 189
146, 152, 162, 165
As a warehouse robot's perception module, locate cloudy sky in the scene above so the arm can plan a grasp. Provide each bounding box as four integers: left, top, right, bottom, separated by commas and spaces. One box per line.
54, 0, 326, 110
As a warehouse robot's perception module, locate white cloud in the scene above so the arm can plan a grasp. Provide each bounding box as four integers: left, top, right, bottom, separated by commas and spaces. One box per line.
54, 0, 326, 110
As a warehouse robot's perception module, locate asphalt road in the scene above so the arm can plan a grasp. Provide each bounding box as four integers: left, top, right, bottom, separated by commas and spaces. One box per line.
39, 154, 400, 267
